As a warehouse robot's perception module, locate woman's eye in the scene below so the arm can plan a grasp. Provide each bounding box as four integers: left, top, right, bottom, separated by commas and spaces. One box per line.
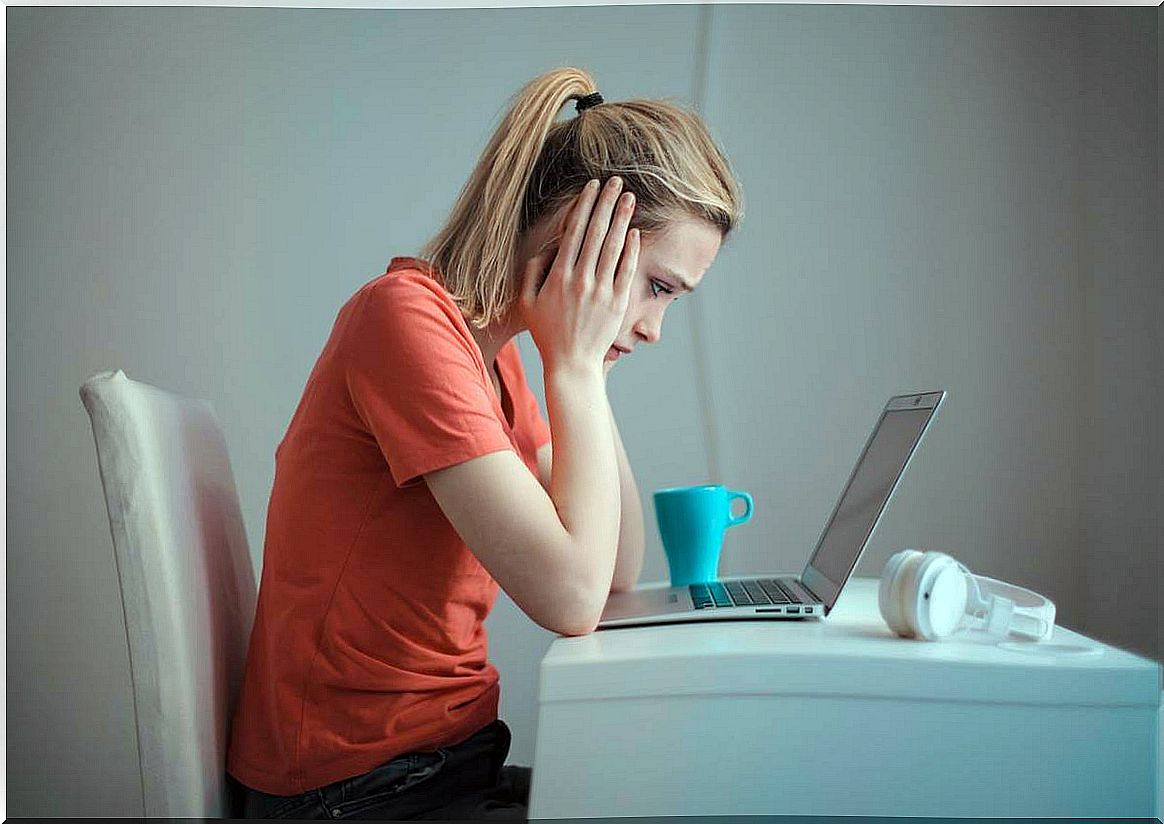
650, 279, 674, 299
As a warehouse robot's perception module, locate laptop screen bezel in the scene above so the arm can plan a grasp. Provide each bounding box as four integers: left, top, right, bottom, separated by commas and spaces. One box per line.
800, 391, 946, 614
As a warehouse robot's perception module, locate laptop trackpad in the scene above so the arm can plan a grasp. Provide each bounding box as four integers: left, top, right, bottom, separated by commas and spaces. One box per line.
600, 587, 692, 622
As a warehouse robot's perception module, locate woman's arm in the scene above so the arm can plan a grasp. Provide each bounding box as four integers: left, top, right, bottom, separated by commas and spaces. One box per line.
535, 395, 645, 593
606, 397, 646, 592
426, 364, 619, 637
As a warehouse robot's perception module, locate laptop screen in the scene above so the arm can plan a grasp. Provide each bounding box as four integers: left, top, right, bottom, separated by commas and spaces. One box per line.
803, 402, 939, 606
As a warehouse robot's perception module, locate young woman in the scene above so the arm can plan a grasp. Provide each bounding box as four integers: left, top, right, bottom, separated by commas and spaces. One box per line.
226, 67, 743, 819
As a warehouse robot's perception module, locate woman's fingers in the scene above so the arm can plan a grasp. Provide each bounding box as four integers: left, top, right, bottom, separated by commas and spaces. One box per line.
576, 177, 624, 281
556, 179, 601, 281
597, 190, 635, 287
613, 228, 640, 305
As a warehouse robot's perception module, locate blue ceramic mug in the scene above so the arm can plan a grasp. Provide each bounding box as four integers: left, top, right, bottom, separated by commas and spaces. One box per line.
653, 484, 754, 587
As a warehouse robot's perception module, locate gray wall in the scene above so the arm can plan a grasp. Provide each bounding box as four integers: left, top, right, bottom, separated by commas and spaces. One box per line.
7, 6, 1159, 817
1076, 8, 1162, 671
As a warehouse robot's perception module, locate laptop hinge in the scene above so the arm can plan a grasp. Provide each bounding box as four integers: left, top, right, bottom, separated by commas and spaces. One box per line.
794, 578, 821, 603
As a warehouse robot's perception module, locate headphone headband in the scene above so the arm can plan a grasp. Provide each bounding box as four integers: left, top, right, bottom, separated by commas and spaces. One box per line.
963, 571, 1056, 641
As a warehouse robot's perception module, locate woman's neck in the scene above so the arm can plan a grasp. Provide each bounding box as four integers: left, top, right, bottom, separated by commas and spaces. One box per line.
466, 312, 524, 371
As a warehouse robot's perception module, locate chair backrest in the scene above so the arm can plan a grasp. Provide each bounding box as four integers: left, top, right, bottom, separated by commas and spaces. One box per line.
80, 370, 257, 818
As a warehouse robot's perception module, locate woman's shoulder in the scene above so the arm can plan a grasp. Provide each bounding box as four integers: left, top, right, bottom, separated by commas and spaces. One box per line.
338, 257, 473, 354
359, 256, 445, 298
349, 257, 464, 319
385, 255, 439, 279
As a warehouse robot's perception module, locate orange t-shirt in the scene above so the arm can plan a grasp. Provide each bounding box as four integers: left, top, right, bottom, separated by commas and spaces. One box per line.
226, 257, 551, 795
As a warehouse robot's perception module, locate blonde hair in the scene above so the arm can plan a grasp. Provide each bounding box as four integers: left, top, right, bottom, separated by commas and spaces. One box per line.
419, 67, 744, 330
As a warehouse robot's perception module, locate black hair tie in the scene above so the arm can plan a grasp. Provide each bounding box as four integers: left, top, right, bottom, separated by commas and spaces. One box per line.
575, 92, 604, 114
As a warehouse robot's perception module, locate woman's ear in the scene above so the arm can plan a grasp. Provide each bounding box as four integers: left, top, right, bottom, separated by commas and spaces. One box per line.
543, 198, 575, 240
527, 241, 556, 294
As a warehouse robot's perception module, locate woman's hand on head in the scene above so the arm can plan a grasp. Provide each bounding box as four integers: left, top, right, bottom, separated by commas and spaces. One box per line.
519, 177, 639, 376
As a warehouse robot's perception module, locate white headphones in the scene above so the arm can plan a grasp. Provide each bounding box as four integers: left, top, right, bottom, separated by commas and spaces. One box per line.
878, 549, 1057, 642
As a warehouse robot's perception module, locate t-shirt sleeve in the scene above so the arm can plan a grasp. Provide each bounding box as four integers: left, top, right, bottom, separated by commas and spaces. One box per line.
343, 276, 514, 488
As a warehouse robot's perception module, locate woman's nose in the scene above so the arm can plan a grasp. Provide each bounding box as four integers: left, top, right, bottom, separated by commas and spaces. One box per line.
633, 315, 662, 345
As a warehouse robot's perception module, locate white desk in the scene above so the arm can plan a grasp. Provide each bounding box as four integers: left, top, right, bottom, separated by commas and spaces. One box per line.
529, 577, 1161, 819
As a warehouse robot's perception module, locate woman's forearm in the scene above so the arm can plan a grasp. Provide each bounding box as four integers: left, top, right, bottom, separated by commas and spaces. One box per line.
544, 364, 622, 618
607, 397, 645, 592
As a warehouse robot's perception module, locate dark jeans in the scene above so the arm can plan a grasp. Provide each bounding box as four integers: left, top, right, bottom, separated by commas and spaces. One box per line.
229, 720, 530, 820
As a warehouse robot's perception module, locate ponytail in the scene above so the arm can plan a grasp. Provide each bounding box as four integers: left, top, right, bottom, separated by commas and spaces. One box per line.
420, 68, 598, 329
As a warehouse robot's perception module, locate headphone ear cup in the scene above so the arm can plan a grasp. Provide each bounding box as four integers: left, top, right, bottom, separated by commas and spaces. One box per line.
897, 551, 937, 639
880, 550, 922, 637
878, 550, 911, 635
918, 556, 969, 639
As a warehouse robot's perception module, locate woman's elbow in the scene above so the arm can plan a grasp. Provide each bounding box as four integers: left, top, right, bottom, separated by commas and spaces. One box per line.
549, 580, 607, 636
556, 620, 599, 637
535, 603, 599, 636
608, 576, 638, 595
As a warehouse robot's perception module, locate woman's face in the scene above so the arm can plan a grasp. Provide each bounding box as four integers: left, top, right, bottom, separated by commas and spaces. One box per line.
605, 216, 721, 362
520, 204, 722, 362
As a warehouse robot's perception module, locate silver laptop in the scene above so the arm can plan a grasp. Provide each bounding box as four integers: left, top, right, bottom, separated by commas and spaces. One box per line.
597, 391, 946, 629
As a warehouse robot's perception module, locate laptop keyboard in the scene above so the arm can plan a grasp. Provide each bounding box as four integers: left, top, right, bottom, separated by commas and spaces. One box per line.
689, 578, 804, 609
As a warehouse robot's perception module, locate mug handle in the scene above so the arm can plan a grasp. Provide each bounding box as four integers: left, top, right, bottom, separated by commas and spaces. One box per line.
726, 490, 753, 527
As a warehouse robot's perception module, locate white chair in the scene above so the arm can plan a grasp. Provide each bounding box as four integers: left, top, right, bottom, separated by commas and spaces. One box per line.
80, 369, 257, 818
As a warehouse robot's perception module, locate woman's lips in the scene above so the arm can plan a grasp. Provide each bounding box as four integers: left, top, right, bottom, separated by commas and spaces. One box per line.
604, 347, 622, 361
